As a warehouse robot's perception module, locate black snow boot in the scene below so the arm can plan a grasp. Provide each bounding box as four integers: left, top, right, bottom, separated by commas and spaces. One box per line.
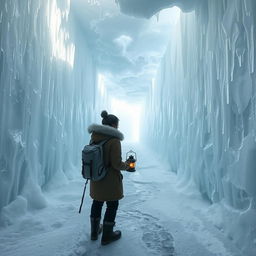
101, 221, 121, 245
90, 217, 103, 241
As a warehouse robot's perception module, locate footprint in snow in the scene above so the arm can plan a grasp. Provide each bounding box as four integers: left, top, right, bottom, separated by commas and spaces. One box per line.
70, 211, 175, 256
51, 221, 63, 229
120, 210, 175, 256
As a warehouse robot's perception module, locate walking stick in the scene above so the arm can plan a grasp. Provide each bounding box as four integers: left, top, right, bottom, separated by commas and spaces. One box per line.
79, 179, 89, 214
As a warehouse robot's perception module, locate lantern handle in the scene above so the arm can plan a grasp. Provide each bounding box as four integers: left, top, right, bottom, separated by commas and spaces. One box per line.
126, 150, 137, 161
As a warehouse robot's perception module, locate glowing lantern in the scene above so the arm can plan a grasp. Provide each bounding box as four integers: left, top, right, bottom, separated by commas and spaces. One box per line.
126, 150, 137, 172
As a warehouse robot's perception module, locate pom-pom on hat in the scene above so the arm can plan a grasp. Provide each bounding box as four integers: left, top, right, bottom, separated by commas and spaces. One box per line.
101, 110, 108, 119
101, 110, 119, 127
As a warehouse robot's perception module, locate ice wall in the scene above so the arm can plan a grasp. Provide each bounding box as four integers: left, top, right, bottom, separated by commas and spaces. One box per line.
143, 0, 256, 254
0, 0, 97, 224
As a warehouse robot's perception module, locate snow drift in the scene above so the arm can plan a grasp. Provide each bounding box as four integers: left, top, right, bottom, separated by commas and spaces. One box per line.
0, 0, 97, 224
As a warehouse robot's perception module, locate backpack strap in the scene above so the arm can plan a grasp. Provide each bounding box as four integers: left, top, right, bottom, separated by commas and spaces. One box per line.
94, 137, 114, 169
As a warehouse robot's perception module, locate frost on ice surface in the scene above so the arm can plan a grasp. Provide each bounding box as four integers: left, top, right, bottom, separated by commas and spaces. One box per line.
0, 0, 97, 220
143, 0, 256, 254
228, 134, 256, 197
116, 0, 202, 18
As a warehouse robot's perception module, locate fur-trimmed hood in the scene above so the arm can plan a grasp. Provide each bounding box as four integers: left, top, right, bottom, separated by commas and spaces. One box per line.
88, 124, 124, 141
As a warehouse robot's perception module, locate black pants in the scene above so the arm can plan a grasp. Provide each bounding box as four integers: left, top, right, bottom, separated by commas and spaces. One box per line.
90, 200, 119, 222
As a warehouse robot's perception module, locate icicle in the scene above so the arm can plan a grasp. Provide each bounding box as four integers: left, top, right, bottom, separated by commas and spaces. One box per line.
156, 12, 160, 22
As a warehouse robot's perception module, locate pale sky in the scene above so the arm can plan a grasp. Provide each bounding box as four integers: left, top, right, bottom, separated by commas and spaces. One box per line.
71, 0, 181, 99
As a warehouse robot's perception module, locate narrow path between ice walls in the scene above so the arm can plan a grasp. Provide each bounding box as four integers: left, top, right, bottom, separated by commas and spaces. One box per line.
0, 144, 242, 256
0, 0, 256, 255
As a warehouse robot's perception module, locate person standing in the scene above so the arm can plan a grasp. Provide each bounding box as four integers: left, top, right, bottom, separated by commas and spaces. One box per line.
87, 110, 129, 245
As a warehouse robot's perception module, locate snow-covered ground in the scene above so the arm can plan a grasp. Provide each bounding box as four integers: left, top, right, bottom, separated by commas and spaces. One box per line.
0, 143, 242, 256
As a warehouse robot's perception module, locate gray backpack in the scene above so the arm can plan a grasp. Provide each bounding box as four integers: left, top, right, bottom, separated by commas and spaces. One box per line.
79, 137, 113, 213
81, 138, 113, 181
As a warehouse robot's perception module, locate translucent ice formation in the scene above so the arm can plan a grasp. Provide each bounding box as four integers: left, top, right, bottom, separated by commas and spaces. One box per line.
116, 0, 202, 18
0, 0, 97, 224
143, 0, 256, 254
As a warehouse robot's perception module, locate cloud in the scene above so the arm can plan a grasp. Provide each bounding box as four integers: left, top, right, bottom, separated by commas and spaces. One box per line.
114, 35, 133, 55
71, 0, 180, 99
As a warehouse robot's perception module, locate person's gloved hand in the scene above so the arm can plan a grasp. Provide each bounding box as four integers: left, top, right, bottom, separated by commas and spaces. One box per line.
125, 160, 130, 170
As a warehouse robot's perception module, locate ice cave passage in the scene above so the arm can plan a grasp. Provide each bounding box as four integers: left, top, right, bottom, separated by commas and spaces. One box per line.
0, 0, 256, 256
